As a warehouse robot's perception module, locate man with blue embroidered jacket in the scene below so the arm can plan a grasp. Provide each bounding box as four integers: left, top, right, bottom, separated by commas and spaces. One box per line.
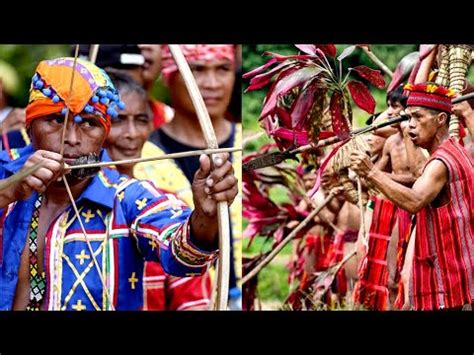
0, 57, 238, 311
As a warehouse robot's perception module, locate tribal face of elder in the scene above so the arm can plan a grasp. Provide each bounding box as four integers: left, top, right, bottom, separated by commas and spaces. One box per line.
0, 58, 238, 311
350, 83, 474, 311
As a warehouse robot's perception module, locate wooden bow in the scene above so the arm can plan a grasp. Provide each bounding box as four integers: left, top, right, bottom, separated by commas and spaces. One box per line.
60, 44, 233, 310
168, 45, 231, 310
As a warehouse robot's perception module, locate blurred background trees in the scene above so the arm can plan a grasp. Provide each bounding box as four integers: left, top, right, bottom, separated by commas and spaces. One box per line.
0, 45, 69, 107
0, 45, 170, 107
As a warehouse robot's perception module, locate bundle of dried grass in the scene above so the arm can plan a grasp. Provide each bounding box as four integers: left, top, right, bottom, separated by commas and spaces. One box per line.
327, 135, 370, 205
435, 44, 473, 139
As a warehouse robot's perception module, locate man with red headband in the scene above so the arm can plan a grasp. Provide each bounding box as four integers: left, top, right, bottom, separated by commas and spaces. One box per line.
351, 82, 474, 310
104, 70, 213, 310
0, 57, 238, 311
138, 45, 242, 309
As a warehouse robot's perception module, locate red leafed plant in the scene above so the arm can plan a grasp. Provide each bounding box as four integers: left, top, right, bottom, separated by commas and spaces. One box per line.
243, 144, 310, 247
243, 145, 322, 309
244, 45, 385, 145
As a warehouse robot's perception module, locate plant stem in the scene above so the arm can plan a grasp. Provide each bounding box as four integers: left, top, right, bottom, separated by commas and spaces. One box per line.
242, 190, 338, 284
361, 47, 394, 78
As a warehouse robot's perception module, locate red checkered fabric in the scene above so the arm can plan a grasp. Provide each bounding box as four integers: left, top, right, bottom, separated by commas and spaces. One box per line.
142, 261, 211, 311
392, 208, 414, 309
306, 233, 333, 271
411, 139, 474, 310
353, 197, 398, 310
327, 229, 358, 297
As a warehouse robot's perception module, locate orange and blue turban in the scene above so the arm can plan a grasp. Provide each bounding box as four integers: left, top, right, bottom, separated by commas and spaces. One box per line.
25, 57, 125, 134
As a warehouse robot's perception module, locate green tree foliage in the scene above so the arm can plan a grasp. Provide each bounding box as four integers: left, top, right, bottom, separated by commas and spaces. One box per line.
0, 45, 70, 107
0, 45, 175, 108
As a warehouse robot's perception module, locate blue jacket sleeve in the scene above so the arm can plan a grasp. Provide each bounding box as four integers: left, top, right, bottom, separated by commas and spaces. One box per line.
120, 179, 218, 277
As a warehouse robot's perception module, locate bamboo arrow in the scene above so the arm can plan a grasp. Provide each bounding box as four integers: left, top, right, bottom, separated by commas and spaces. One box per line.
0, 161, 45, 191
68, 147, 241, 170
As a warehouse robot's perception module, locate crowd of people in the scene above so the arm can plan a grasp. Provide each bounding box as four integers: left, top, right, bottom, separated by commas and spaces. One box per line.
2, 43, 473, 312
284, 46, 474, 311
0, 44, 242, 311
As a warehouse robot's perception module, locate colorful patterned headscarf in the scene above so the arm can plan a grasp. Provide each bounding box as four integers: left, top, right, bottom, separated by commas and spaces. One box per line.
404, 82, 455, 113
160, 45, 235, 83
25, 57, 125, 134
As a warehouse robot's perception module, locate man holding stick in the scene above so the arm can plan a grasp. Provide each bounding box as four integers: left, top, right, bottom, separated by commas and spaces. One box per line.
351, 82, 474, 310
104, 71, 212, 310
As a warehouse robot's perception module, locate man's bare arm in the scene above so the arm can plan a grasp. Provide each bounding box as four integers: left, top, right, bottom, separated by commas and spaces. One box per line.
414, 45, 438, 84
351, 151, 448, 214
453, 100, 474, 141
382, 172, 415, 186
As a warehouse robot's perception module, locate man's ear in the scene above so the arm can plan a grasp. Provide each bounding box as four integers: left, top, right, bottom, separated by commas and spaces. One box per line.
26, 124, 36, 149
437, 111, 449, 126
26, 124, 32, 140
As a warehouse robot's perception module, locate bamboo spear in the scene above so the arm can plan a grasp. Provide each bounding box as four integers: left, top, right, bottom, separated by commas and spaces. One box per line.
243, 91, 474, 172
241, 188, 339, 285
